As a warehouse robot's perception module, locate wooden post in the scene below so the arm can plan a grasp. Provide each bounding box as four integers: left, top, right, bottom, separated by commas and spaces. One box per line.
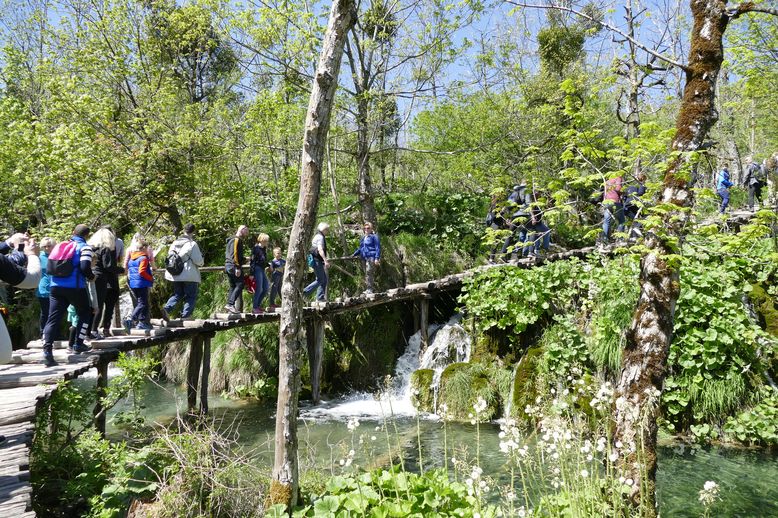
306, 317, 325, 405
186, 335, 204, 413
419, 298, 429, 349
200, 334, 212, 415
94, 360, 108, 437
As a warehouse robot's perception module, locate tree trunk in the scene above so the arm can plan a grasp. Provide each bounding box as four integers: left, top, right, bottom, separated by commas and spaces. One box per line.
613, 0, 730, 514
269, 0, 355, 509
357, 96, 378, 225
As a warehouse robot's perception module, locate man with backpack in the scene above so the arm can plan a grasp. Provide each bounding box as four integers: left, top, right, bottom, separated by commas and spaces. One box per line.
743, 156, 766, 211
41, 224, 95, 366
162, 223, 204, 320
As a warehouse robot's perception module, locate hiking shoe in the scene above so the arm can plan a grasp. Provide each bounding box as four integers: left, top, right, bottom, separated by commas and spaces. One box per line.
224, 304, 238, 314
267, 305, 277, 312
43, 349, 57, 367
253, 307, 264, 314
136, 322, 153, 331
90, 330, 104, 340
160, 307, 171, 322
72, 343, 91, 354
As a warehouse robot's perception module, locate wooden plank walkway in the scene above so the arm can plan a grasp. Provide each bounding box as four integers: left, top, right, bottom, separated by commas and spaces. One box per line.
0, 244, 598, 516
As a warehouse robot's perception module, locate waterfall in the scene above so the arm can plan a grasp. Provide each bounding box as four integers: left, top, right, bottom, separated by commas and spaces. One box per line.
300, 314, 471, 420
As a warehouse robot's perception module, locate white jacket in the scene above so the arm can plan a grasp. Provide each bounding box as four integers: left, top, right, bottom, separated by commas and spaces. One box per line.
164, 235, 204, 284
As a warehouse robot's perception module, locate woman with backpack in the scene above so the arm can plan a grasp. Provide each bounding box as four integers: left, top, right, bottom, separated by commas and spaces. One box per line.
126, 236, 154, 331
303, 222, 330, 302
88, 227, 122, 338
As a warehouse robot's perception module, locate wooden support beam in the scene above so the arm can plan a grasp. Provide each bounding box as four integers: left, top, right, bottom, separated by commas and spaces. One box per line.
200, 335, 212, 415
306, 318, 326, 405
419, 298, 430, 349
93, 360, 108, 437
186, 335, 204, 413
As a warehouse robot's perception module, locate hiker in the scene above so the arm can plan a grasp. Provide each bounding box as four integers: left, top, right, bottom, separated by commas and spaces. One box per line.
250, 233, 270, 314
224, 225, 249, 314
743, 156, 765, 210
717, 164, 733, 214
162, 223, 204, 320
500, 185, 528, 261
42, 224, 95, 366
524, 190, 551, 257
0, 236, 40, 368
88, 227, 121, 339
126, 236, 154, 331
601, 175, 625, 243
304, 222, 330, 302
36, 237, 55, 336
268, 247, 286, 310
352, 222, 381, 293
623, 173, 647, 237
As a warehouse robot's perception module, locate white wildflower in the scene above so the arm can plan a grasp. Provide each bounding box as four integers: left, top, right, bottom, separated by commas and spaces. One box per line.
347, 417, 360, 432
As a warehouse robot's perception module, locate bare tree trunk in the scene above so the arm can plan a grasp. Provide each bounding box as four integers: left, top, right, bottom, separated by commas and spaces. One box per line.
269, 0, 354, 508
613, 0, 730, 514
357, 97, 378, 225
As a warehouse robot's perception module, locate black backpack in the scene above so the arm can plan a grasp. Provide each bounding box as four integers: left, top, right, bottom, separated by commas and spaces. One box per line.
165, 249, 185, 276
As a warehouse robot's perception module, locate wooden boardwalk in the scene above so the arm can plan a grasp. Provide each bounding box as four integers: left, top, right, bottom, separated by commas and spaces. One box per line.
0, 246, 597, 516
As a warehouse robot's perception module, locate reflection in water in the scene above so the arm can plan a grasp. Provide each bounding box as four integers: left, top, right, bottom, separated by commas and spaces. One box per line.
101, 378, 778, 516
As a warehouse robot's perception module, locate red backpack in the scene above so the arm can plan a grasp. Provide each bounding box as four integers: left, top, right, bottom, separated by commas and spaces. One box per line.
47, 240, 78, 277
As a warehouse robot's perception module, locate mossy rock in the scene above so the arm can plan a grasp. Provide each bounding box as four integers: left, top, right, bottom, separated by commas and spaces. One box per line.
410, 369, 435, 413
751, 284, 778, 337
510, 347, 543, 421
439, 362, 511, 421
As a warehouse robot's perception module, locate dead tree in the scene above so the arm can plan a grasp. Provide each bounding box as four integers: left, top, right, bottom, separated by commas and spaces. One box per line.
269, 0, 355, 508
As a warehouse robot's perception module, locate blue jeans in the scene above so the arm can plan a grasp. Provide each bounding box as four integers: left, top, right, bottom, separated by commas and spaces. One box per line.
269, 272, 282, 305
131, 287, 150, 324
164, 282, 199, 318
303, 260, 328, 301
718, 188, 730, 213
526, 221, 551, 254
603, 202, 625, 240
252, 269, 269, 309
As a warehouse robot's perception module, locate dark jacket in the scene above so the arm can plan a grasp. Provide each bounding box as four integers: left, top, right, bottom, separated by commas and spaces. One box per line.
0, 254, 26, 287
743, 163, 764, 186
250, 245, 268, 271
225, 236, 245, 273
93, 246, 123, 289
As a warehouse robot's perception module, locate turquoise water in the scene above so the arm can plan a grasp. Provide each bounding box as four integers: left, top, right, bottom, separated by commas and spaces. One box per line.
104, 380, 778, 517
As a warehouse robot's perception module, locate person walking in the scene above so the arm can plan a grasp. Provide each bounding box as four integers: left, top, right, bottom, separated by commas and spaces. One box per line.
268, 247, 286, 310
36, 237, 55, 337
224, 225, 249, 313
352, 222, 381, 293
601, 175, 625, 243
162, 223, 204, 320
126, 237, 154, 330
524, 192, 551, 257
623, 173, 647, 238
717, 164, 733, 214
743, 156, 765, 211
87, 227, 121, 339
250, 233, 270, 314
304, 222, 330, 302
42, 224, 95, 366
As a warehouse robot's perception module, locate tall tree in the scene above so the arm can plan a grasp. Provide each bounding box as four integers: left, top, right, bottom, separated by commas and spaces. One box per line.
270, 0, 355, 508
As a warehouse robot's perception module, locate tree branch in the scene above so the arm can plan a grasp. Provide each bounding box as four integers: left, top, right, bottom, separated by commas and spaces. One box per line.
728, 4, 778, 18
506, 1, 688, 70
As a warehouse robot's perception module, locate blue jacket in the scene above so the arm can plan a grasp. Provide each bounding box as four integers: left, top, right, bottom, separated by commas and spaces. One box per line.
128, 251, 154, 289
717, 169, 733, 190
353, 233, 381, 260
51, 236, 93, 290
37, 252, 50, 297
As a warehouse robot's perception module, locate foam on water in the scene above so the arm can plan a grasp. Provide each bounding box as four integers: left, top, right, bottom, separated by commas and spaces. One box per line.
300, 314, 470, 421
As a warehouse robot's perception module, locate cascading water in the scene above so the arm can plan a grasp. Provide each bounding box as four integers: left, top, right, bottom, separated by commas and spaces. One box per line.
300, 314, 470, 420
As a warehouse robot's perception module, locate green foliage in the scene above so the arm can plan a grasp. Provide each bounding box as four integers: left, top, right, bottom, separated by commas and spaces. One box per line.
724, 391, 778, 446
410, 369, 435, 413
283, 466, 497, 517
459, 260, 580, 340
438, 362, 511, 421
106, 353, 160, 430
538, 315, 588, 377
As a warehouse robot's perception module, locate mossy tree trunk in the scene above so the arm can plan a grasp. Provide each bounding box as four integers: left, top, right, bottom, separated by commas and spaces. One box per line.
270, 0, 355, 509
613, 1, 777, 514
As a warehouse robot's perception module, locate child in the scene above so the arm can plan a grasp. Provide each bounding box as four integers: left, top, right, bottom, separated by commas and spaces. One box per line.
126, 238, 154, 330
268, 247, 286, 310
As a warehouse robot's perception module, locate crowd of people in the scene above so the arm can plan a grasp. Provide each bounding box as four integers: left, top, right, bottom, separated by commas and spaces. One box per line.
0, 220, 382, 367
717, 155, 773, 214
